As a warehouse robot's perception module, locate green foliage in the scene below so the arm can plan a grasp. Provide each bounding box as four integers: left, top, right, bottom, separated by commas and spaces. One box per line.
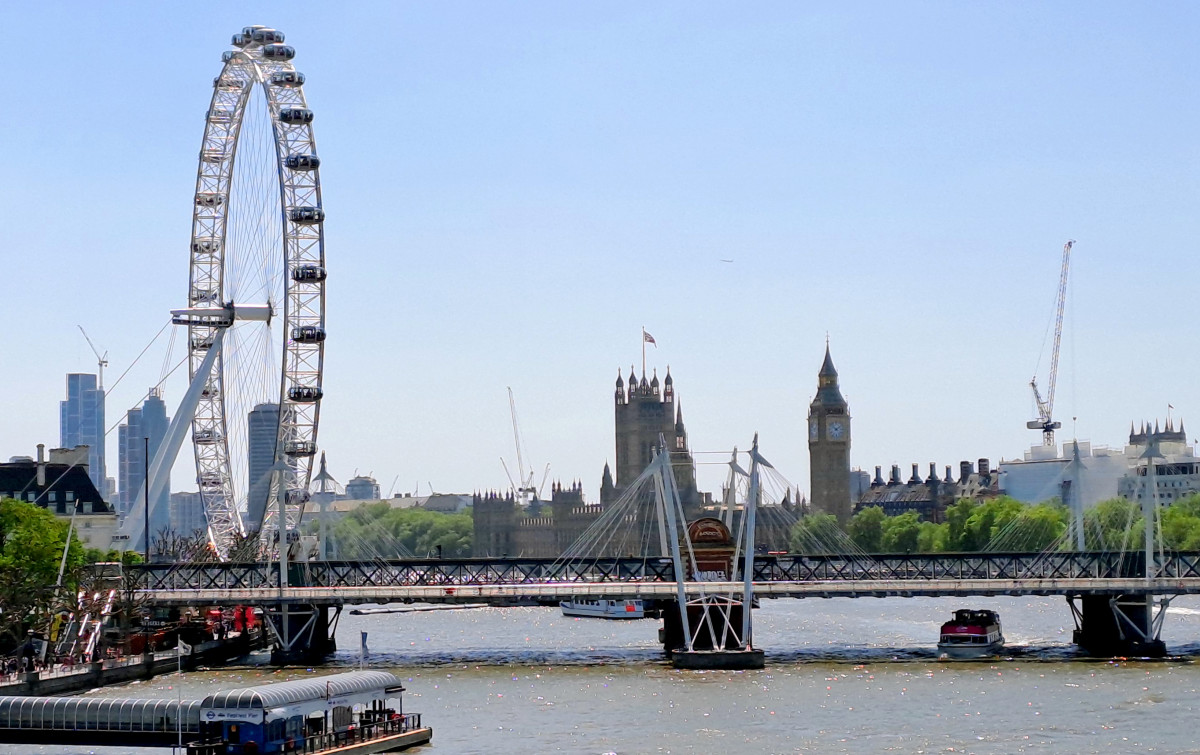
0, 498, 85, 650
804, 495, 1071, 555
847, 506, 885, 552
82, 548, 143, 565
880, 511, 921, 553
318, 504, 473, 559
793, 493, 1200, 556
789, 513, 842, 555
1084, 497, 1143, 550
917, 521, 946, 553
1162, 494, 1200, 550
1004, 503, 1069, 551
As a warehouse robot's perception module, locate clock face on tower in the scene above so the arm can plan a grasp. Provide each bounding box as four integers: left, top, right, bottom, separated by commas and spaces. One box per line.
828, 421, 845, 440
809, 420, 819, 440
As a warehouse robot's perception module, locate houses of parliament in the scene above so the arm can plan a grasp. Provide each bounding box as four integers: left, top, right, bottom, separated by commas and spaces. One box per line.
471, 347, 853, 557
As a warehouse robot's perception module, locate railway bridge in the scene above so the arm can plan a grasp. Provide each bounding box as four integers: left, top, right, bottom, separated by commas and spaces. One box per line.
126, 550, 1200, 661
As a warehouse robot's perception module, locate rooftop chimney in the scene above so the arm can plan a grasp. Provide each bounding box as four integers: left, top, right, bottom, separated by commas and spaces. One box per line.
873, 465, 885, 487
978, 458, 990, 477
927, 462, 938, 483
909, 463, 921, 484
960, 460, 974, 483
36, 444, 46, 487
889, 464, 901, 485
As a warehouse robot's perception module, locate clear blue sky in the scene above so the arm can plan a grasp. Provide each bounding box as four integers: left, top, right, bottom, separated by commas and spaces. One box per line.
2, 2, 1198, 500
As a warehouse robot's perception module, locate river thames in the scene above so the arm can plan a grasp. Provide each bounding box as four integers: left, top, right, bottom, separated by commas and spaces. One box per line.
7, 595, 1200, 754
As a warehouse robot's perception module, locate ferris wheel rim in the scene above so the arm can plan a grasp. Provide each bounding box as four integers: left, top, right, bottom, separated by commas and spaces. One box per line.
185, 26, 326, 558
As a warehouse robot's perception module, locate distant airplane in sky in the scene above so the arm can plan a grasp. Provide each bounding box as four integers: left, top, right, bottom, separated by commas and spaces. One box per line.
720, 258, 734, 263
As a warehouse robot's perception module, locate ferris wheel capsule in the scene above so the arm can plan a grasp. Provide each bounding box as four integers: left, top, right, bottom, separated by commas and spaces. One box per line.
195, 192, 225, 207
191, 238, 220, 255
292, 265, 327, 282
252, 28, 285, 44
262, 44, 295, 61
284, 440, 318, 457
285, 154, 320, 170
270, 71, 305, 87
288, 385, 324, 402
291, 325, 326, 343
278, 107, 313, 124
288, 206, 324, 224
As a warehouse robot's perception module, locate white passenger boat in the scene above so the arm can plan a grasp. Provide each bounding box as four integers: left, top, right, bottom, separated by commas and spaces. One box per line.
559, 598, 644, 619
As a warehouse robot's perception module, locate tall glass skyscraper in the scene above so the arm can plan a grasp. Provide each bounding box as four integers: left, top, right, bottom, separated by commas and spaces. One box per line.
247, 402, 281, 532
118, 389, 170, 530
59, 373, 106, 495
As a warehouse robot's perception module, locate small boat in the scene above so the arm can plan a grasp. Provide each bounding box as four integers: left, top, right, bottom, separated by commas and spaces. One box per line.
559, 598, 644, 619
937, 609, 1004, 658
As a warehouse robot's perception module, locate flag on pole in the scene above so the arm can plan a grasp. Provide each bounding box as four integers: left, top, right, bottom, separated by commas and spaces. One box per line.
643, 330, 656, 346
178, 639, 192, 656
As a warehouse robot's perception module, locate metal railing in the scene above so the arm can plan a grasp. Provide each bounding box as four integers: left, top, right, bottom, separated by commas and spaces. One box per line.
299, 713, 423, 753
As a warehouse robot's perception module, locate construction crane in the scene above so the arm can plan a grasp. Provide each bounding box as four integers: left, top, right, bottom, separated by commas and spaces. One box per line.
501, 387, 549, 506
77, 325, 109, 391
1027, 240, 1074, 447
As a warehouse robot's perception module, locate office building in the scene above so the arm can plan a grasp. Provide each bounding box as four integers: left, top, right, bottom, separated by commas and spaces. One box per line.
247, 402, 280, 531
59, 373, 106, 496
118, 389, 170, 526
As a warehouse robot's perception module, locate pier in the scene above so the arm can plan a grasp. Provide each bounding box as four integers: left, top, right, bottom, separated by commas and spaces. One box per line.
0, 671, 431, 753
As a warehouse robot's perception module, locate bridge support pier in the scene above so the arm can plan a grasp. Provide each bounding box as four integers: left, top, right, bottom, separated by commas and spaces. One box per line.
1068, 594, 1168, 657
264, 604, 340, 665
657, 598, 762, 668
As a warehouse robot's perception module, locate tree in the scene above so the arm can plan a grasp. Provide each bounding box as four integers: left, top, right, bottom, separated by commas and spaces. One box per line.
789, 513, 842, 555
1084, 498, 1142, 550
848, 507, 885, 552
1155, 494, 1200, 550
0, 498, 85, 652
880, 511, 921, 553
943, 498, 978, 552
963, 497, 1025, 550
318, 505, 473, 559
917, 521, 946, 553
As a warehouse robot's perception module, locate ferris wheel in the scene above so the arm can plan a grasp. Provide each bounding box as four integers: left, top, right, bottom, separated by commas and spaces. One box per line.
174, 25, 327, 558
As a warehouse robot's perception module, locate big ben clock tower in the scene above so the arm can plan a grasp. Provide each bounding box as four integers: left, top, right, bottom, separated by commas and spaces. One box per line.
808, 343, 852, 524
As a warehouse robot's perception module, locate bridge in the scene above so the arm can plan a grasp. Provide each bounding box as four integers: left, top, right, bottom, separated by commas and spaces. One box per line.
126, 550, 1200, 661
130, 551, 1200, 602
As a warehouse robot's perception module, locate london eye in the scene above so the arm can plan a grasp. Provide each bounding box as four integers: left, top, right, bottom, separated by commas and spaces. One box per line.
172, 25, 326, 558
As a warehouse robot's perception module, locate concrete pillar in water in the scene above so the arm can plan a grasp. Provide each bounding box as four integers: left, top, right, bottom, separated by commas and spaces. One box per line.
265, 604, 340, 665
1069, 594, 1167, 657
659, 601, 748, 654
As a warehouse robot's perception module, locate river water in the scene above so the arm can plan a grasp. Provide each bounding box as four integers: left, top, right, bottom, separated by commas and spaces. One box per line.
8, 594, 1200, 754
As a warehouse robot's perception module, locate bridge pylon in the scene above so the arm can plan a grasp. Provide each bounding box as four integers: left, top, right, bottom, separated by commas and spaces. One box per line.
655, 434, 765, 670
